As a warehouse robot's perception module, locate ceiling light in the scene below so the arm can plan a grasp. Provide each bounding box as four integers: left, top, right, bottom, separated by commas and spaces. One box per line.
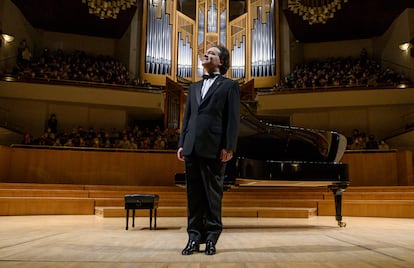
288, 0, 349, 25
82, 0, 137, 19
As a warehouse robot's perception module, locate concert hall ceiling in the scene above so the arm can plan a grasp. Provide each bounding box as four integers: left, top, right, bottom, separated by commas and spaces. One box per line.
9, 0, 414, 42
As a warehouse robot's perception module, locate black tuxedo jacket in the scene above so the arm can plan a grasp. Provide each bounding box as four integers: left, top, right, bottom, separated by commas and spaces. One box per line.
178, 75, 240, 159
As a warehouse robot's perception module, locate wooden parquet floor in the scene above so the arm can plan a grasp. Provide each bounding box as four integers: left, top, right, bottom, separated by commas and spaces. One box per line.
1, 215, 414, 267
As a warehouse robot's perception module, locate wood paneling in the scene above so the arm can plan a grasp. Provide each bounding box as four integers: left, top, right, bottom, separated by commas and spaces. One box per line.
0, 146, 10, 179
397, 150, 414, 185
1, 147, 184, 186
341, 150, 412, 186
0, 146, 411, 186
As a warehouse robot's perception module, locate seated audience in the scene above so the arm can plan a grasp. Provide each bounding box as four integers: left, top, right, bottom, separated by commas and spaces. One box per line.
346, 128, 390, 151
277, 49, 411, 90
13, 48, 131, 86
23, 123, 179, 151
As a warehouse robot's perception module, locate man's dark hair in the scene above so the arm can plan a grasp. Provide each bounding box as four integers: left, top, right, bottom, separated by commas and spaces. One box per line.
214, 45, 230, 75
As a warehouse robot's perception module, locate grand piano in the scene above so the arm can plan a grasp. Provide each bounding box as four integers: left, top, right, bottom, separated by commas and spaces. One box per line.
176, 102, 349, 227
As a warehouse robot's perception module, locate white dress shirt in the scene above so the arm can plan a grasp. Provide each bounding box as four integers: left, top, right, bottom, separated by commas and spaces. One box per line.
201, 73, 219, 99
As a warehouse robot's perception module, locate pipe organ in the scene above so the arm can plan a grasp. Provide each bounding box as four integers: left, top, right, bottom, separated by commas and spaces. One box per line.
141, 0, 278, 85
141, 0, 279, 128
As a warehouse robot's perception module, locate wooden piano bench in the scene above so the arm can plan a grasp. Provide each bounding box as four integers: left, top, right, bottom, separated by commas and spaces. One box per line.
124, 194, 159, 230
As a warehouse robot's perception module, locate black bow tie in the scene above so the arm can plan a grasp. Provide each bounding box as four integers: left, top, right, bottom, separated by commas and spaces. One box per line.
202, 73, 220, 80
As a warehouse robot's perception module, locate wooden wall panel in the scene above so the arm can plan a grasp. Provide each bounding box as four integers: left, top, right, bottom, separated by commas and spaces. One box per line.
341, 151, 412, 186
397, 150, 414, 185
1, 147, 412, 187
0, 146, 11, 179
4, 147, 184, 186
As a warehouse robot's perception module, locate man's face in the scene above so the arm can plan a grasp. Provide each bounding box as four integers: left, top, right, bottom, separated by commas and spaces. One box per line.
201, 47, 222, 72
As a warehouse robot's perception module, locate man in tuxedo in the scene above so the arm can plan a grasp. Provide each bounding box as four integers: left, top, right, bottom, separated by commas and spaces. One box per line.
177, 45, 240, 255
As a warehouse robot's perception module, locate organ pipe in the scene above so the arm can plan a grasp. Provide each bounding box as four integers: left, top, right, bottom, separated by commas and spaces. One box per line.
250, 0, 275, 77
145, 0, 172, 75
219, 8, 227, 46
177, 32, 193, 78
207, 0, 218, 33
232, 36, 246, 78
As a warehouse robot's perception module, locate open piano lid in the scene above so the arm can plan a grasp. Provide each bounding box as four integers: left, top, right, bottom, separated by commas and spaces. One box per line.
231, 102, 349, 184
237, 102, 347, 163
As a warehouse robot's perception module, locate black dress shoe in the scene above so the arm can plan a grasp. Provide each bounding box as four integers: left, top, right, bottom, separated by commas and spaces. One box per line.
181, 240, 200, 255
205, 240, 216, 255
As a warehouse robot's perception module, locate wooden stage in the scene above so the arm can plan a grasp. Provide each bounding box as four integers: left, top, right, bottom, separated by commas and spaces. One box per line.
1, 183, 414, 267
0, 147, 413, 267
0, 215, 414, 267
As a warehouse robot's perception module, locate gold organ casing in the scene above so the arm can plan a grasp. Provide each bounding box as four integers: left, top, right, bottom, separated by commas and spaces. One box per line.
141, 0, 279, 87
141, 0, 279, 129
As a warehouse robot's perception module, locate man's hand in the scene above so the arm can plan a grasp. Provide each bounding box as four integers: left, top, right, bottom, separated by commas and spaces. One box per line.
177, 147, 185, 161
220, 149, 233, 162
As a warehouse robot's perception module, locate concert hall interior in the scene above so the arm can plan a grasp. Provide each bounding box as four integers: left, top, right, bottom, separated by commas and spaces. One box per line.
0, 0, 414, 267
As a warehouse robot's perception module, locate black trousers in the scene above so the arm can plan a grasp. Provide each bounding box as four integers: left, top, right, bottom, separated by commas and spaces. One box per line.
184, 155, 226, 244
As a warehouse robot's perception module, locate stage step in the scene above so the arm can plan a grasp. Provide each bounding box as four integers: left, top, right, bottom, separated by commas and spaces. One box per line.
0, 197, 95, 215
2, 183, 414, 218
223, 207, 317, 218
222, 198, 319, 208
318, 200, 414, 218
95, 206, 317, 218
95, 206, 187, 217
323, 191, 414, 200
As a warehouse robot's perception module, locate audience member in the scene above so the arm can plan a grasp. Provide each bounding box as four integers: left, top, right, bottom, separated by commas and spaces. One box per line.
53, 138, 62, 146
350, 136, 365, 150
365, 134, 379, 149
23, 133, 32, 145
91, 137, 101, 148
64, 138, 74, 147
378, 140, 390, 150
17, 40, 32, 68
47, 114, 58, 134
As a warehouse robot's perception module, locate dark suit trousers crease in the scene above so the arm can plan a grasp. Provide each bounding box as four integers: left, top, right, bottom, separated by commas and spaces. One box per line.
184, 155, 226, 244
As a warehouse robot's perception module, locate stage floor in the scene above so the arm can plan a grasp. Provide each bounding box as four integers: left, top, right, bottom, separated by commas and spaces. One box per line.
1, 215, 414, 267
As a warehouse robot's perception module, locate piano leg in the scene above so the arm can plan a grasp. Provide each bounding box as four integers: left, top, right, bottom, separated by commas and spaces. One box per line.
328, 184, 347, 227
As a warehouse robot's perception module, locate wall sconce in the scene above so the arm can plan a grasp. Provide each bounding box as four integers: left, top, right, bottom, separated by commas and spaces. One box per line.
399, 38, 414, 55
2, 34, 15, 43
399, 42, 412, 51
0, 30, 15, 47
